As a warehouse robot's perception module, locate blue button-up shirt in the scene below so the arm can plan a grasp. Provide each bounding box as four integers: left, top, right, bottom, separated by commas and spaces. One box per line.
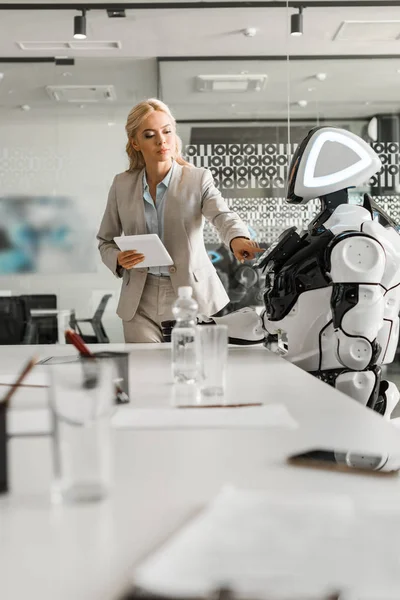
142, 162, 174, 276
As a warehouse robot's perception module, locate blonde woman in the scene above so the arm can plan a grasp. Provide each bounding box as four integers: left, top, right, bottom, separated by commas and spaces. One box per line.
97, 98, 261, 343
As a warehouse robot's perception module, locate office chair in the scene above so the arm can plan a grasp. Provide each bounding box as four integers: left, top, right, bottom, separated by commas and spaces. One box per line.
20, 294, 58, 344
69, 294, 112, 344
0, 296, 37, 345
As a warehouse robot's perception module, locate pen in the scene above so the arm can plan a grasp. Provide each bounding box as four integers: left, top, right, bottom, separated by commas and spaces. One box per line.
65, 328, 93, 357
2, 356, 38, 408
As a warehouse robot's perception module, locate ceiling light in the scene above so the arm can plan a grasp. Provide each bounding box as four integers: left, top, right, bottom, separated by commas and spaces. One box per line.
315, 72, 327, 81
106, 9, 126, 18
196, 74, 267, 93
20, 105, 30, 111
243, 27, 257, 37
291, 7, 303, 36
74, 9, 87, 40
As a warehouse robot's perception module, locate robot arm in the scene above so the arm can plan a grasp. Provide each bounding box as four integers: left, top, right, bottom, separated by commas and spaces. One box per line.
328, 232, 386, 371
161, 307, 264, 345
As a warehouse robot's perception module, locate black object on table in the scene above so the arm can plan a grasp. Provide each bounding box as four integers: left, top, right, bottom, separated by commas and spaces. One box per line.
90, 351, 130, 404
0, 402, 7, 493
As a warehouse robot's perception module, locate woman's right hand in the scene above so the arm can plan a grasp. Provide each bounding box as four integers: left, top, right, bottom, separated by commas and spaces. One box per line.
117, 250, 145, 269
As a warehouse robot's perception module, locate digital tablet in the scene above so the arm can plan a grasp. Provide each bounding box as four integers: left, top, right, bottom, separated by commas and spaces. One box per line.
113, 234, 173, 269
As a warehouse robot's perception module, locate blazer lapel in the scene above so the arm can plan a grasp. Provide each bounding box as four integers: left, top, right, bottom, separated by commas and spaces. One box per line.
125, 168, 146, 235
163, 161, 183, 253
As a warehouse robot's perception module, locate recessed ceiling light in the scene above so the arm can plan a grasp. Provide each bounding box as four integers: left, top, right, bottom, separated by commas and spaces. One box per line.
242, 27, 257, 37
107, 8, 126, 18
20, 104, 30, 111
196, 74, 267, 93
297, 100, 308, 107
308, 87, 315, 92
315, 72, 327, 81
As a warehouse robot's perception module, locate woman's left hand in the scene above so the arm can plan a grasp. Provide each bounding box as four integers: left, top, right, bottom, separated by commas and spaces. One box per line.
230, 237, 263, 263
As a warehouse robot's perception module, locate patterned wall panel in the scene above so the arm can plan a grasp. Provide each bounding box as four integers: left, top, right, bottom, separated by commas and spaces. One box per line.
185, 142, 400, 245
185, 142, 317, 244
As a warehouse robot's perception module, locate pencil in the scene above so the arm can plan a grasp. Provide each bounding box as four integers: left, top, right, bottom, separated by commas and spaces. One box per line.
2, 357, 38, 408
178, 402, 262, 409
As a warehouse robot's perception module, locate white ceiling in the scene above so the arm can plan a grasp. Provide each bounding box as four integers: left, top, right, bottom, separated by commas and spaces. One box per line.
0, 3, 400, 57
160, 57, 400, 120
0, 2, 400, 120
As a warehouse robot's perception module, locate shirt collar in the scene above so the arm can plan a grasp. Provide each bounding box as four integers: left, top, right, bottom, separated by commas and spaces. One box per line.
143, 160, 174, 192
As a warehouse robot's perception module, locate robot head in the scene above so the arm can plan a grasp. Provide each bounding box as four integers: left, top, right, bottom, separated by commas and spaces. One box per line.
287, 126, 382, 204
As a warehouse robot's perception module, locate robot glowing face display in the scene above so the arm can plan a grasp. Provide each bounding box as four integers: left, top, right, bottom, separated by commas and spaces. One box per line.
287, 126, 382, 204
258, 126, 400, 419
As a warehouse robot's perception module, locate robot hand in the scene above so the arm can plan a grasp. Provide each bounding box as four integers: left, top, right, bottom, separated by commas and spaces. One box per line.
161, 307, 265, 345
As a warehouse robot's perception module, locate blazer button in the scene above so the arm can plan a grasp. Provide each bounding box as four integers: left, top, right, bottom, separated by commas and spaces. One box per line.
169, 265, 176, 274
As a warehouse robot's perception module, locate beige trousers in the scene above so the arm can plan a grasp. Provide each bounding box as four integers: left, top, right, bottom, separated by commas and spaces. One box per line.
122, 274, 176, 343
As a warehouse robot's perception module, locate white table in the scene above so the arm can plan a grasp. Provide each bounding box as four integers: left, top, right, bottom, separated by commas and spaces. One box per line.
2, 344, 400, 600
3, 343, 400, 449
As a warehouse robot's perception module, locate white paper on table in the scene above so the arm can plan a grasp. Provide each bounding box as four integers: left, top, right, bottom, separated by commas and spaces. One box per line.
132, 487, 400, 600
112, 404, 298, 430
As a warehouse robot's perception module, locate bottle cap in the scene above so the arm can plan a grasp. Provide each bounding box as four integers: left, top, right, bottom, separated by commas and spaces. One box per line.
178, 286, 193, 298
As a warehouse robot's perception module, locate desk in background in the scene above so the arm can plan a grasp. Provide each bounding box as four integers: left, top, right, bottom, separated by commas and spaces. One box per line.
30, 308, 73, 344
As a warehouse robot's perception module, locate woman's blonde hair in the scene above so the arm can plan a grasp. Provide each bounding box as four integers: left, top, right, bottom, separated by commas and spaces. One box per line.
125, 98, 191, 171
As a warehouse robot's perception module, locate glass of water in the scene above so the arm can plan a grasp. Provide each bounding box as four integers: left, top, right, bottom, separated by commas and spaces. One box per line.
196, 325, 228, 400
49, 358, 115, 504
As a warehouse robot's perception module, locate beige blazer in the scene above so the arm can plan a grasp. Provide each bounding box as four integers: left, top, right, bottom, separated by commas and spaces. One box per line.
97, 162, 250, 321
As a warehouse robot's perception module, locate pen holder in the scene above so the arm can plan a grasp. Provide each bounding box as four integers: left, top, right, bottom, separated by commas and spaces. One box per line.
91, 351, 130, 404
0, 401, 8, 494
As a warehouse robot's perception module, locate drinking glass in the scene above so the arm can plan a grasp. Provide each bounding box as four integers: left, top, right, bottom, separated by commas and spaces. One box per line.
49, 358, 115, 504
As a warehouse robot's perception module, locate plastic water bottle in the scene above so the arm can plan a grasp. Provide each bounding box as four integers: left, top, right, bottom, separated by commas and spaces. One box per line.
171, 286, 198, 384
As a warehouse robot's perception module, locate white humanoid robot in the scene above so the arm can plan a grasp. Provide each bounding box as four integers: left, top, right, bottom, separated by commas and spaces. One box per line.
163, 126, 400, 418
254, 126, 400, 418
